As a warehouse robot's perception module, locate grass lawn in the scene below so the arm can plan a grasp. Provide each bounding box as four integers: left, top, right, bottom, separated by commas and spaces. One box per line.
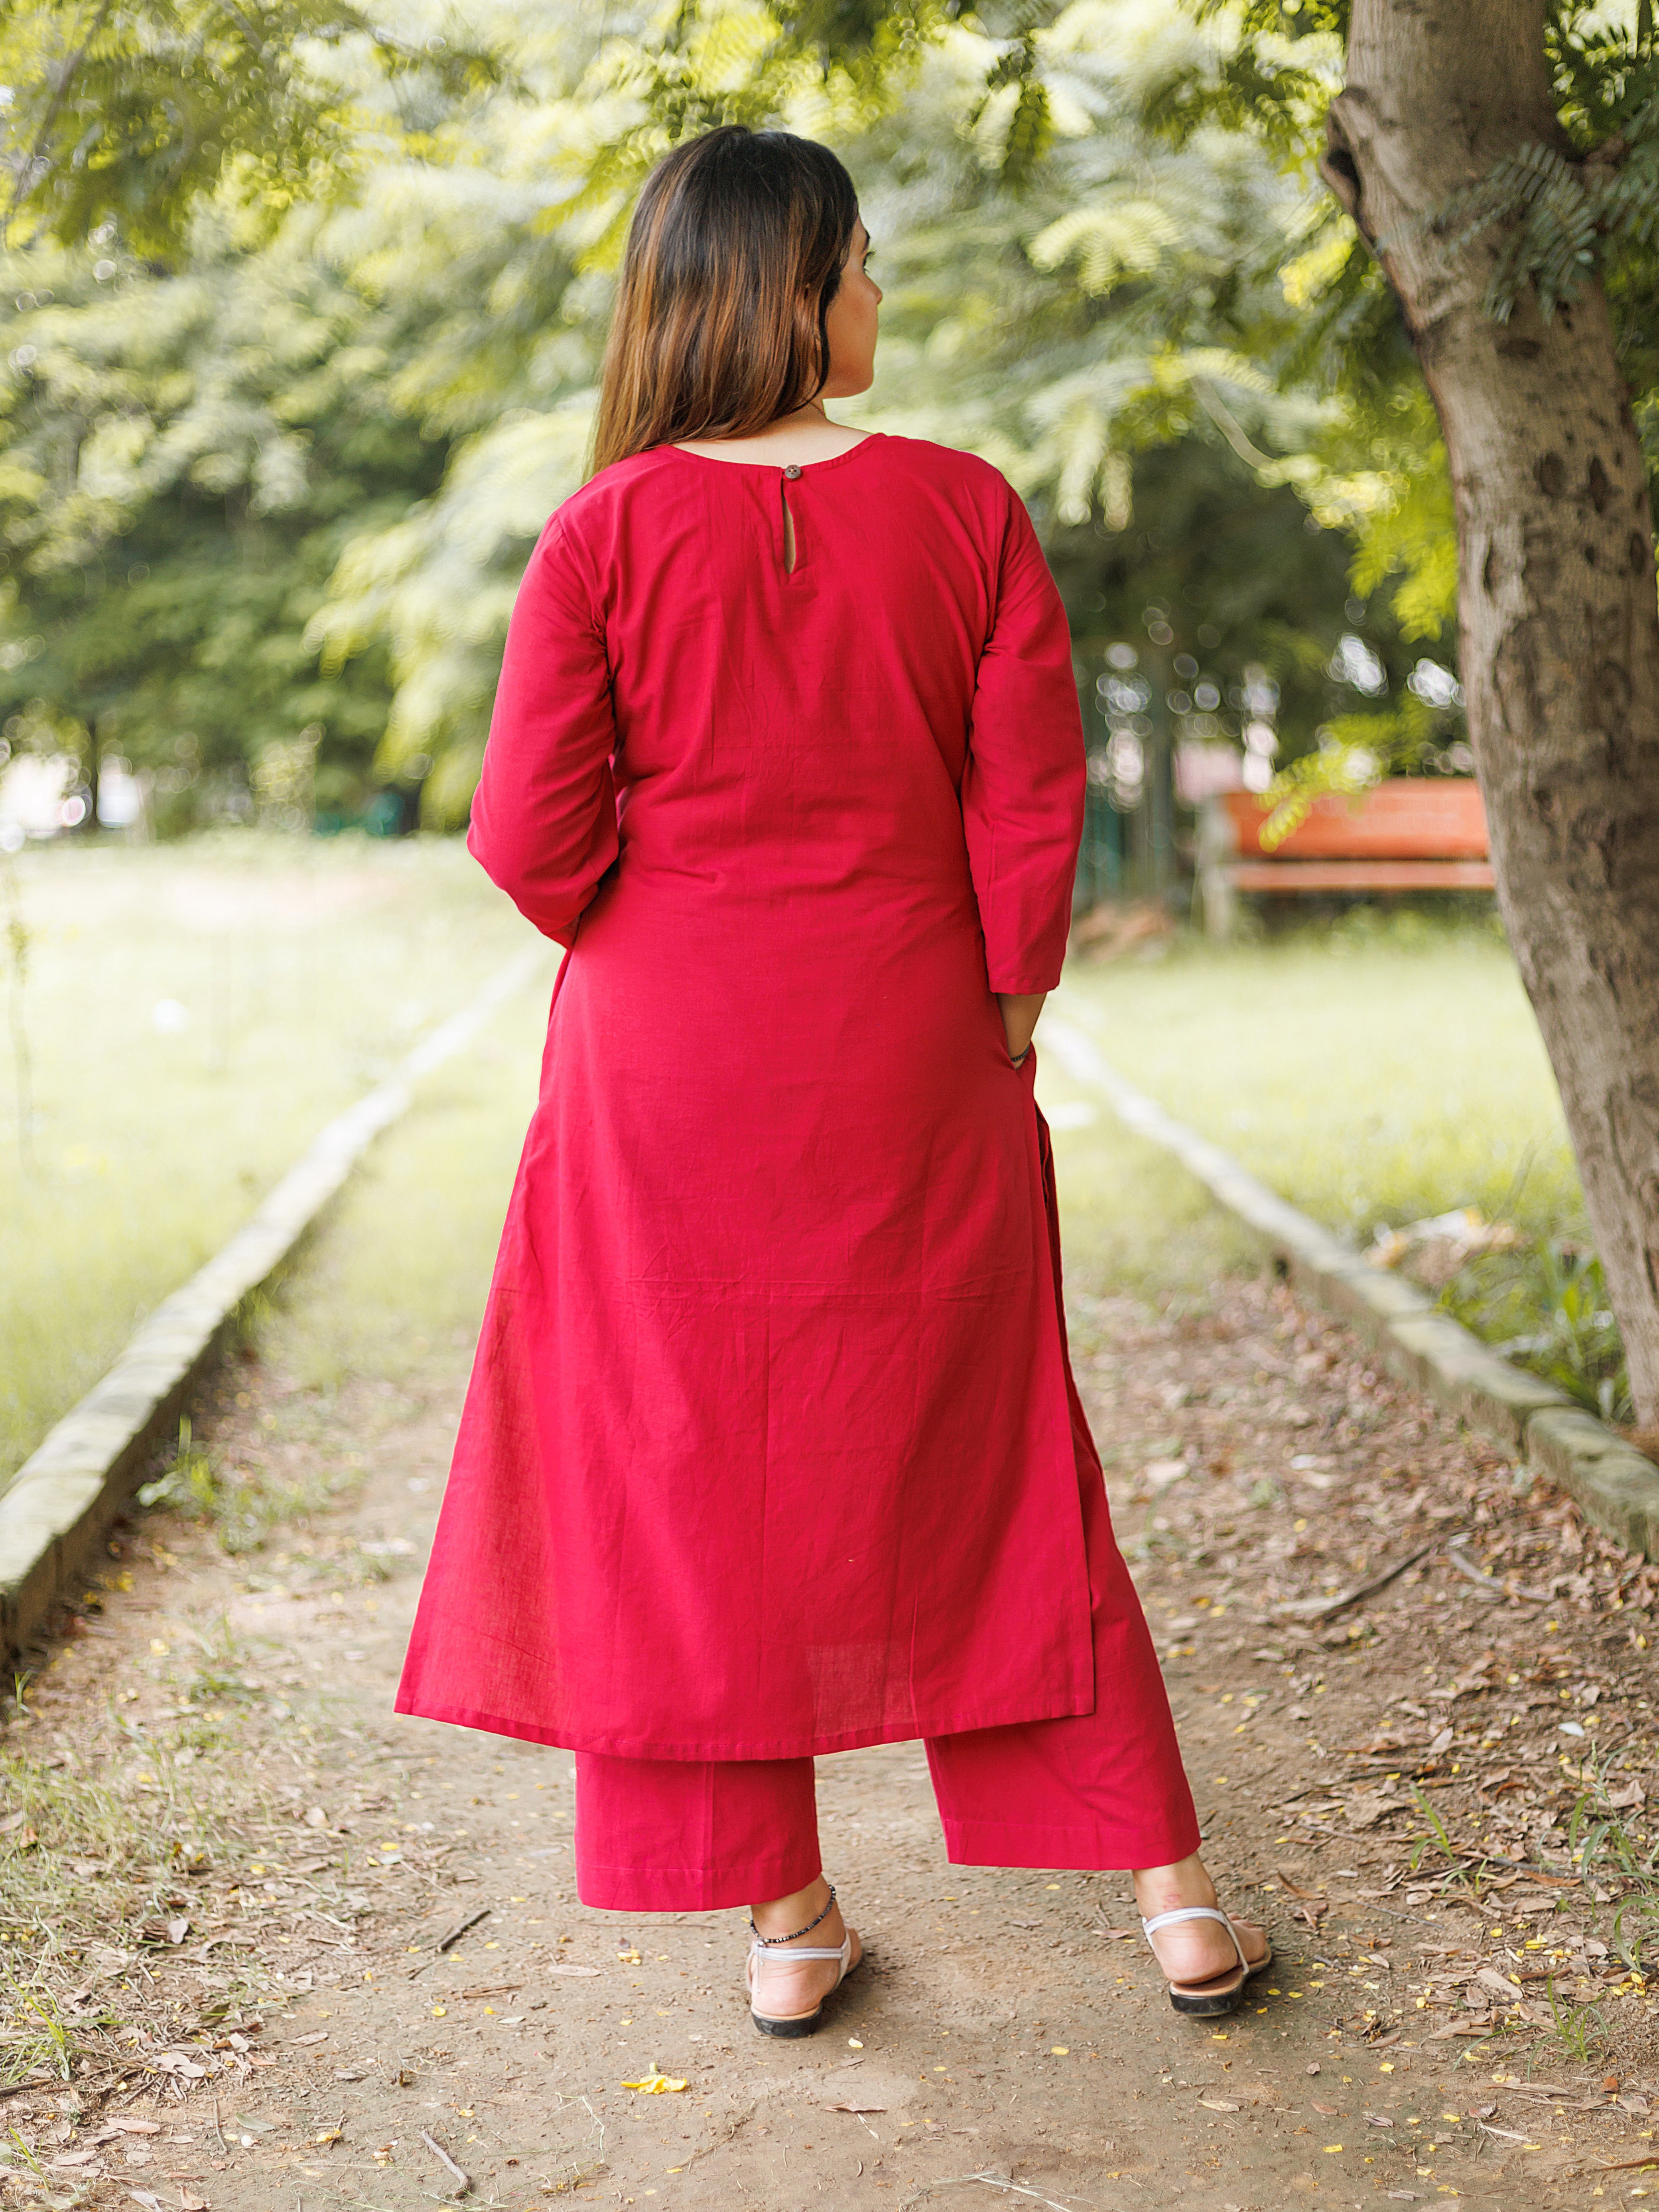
0, 833, 542, 1493
1050, 909, 1581, 1246
1043, 907, 1631, 1417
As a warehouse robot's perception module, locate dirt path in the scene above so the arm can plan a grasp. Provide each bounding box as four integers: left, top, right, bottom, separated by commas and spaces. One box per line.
9, 1268, 1659, 2210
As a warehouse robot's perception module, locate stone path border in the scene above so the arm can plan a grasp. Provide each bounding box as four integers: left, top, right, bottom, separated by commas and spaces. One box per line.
1040, 996, 1659, 1558
0, 941, 550, 1662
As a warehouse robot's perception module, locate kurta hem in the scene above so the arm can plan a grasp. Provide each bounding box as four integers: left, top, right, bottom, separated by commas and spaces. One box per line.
392, 1684, 1099, 1764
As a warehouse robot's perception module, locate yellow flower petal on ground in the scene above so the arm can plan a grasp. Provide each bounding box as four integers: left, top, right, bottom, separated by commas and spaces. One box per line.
623, 2068, 688, 2094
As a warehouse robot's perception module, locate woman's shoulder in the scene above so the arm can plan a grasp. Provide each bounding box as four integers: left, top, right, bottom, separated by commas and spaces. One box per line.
521, 450, 682, 581
867, 433, 1017, 499
550, 447, 678, 528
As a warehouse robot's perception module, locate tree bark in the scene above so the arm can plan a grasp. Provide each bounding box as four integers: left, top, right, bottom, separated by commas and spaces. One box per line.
1324, 0, 1659, 1426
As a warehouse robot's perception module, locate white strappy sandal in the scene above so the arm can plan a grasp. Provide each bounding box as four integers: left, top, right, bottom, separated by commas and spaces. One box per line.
747, 1929, 860, 2037
745, 1883, 862, 2038
1141, 1904, 1272, 2017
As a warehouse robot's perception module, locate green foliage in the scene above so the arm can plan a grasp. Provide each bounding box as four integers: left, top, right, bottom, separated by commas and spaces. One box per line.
1433, 129, 1659, 326
0, 217, 450, 824
22, 0, 1659, 837
1255, 686, 1468, 847
1439, 1237, 1634, 1426
0, 0, 1468, 819
0, 0, 505, 258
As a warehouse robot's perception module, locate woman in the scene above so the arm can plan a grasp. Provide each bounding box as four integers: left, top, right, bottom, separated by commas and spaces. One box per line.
397, 125, 1269, 2033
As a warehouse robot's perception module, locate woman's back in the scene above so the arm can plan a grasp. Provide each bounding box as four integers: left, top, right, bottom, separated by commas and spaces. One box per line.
471, 432, 1081, 956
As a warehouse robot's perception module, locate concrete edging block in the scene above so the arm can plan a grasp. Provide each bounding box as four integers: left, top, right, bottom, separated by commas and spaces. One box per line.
0, 943, 547, 1663
1041, 999, 1659, 1557
1523, 1407, 1659, 1556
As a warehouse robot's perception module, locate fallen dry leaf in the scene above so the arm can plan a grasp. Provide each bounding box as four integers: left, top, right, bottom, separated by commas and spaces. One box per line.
107, 2121, 164, 2137
179, 2192, 209, 2211
128, 2192, 167, 2212
833, 2104, 888, 2114
292, 2032, 329, 2046
547, 1964, 601, 1978
49, 2151, 102, 2169
1344, 1789, 1405, 1832
1198, 2097, 1239, 2112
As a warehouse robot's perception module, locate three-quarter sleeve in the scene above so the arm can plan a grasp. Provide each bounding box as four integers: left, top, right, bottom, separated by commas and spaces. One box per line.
467, 516, 619, 947
960, 490, 1085, 994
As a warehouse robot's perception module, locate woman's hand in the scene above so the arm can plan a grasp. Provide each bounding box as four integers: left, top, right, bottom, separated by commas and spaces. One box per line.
996, 991, 1046, 1066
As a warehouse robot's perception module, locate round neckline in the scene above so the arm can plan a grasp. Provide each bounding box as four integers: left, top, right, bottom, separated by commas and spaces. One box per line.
666, 431, 882, 475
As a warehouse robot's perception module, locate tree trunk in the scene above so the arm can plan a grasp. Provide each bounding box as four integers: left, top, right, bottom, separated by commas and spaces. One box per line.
1324, 0, 1659, 1426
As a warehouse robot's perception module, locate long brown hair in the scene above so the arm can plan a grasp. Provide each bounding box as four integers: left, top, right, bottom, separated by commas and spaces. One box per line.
590, 127, 859, 475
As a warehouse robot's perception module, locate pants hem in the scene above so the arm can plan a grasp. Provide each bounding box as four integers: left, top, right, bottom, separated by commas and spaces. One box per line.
575, 1852, 822, 1914
939, 1813, 1202, 1874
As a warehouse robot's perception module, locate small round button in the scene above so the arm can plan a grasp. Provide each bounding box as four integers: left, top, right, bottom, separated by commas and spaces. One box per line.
783, 463, 802, 479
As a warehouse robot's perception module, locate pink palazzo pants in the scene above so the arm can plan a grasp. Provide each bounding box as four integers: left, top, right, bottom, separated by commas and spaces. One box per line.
573, 1436, 1200, 1911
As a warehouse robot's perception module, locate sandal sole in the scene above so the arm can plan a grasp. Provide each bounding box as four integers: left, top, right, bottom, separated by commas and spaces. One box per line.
1168, 1983, 1247, 2017
1166, 1946, 1273, 2019
751, 2007, 826, 2037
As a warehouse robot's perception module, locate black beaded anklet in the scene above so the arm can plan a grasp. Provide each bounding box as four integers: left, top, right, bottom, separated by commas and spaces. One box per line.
750, 1883, 837, 1946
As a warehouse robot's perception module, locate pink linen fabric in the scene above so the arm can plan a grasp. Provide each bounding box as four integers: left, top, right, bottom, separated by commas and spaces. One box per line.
573, 1413, 1200, 1909
397, 433, 1145, 1762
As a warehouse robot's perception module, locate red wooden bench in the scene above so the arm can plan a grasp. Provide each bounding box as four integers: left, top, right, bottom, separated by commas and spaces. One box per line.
1198, 778, 1493, 933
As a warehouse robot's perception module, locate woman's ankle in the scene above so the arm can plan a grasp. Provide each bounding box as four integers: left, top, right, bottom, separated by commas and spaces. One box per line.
1132, 1853, 1216, 1917
751, 1875, 837, 1946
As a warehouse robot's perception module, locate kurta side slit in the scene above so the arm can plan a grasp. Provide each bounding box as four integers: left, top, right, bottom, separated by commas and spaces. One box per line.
396, 435, 1192, 1857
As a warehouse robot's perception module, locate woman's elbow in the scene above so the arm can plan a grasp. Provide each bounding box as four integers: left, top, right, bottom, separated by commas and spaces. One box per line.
466, 816, 615, 945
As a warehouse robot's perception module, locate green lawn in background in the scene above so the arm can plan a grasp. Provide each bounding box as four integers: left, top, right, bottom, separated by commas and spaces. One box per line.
0, 833, 542, 1493
256, 986, 546, 1396
1049, 910, 1582, 1248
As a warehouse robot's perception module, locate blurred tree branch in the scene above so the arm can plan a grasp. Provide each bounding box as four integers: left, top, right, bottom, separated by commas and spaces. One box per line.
0, 0, 505, 256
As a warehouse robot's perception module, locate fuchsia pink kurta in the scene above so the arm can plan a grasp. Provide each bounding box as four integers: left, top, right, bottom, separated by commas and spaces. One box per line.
397, 432, 1112, 1761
